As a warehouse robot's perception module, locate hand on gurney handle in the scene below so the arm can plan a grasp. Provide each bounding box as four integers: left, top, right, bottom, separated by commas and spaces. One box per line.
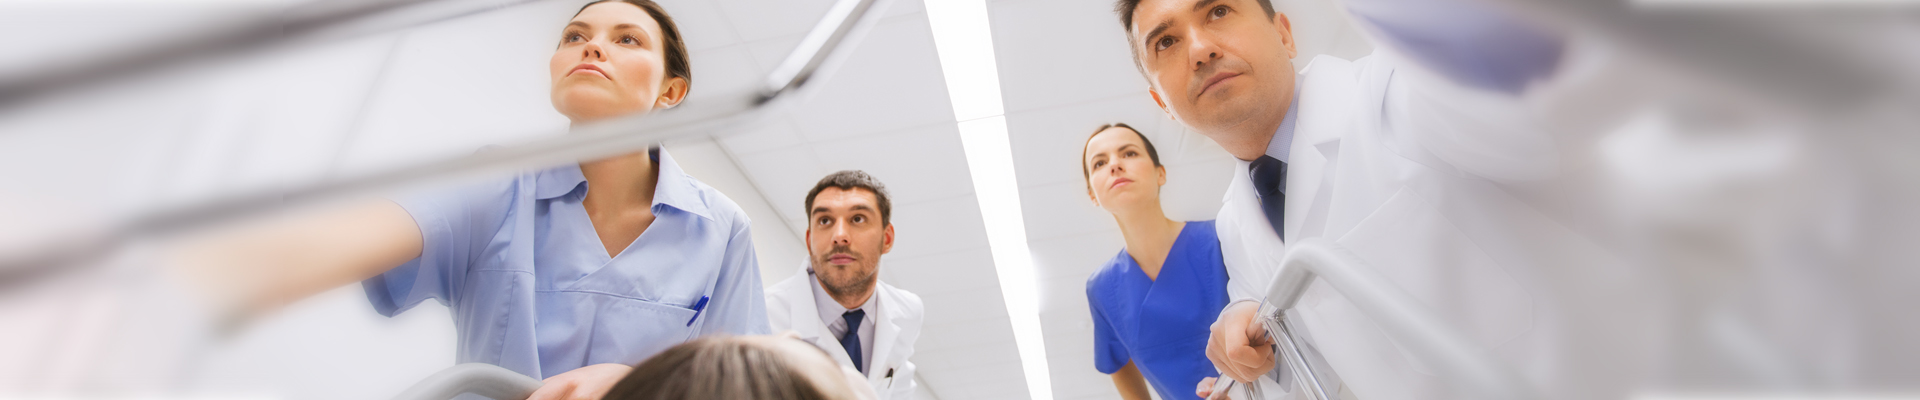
1207, 300, 1277, 383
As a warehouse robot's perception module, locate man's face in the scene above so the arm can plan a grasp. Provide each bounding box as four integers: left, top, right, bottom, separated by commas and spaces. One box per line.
1131, 0, 1297, 139
806, 187, 894, 299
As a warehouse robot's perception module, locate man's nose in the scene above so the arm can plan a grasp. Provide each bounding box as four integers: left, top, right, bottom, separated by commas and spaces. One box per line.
831, 222, 852, 245
1188, 32, 1221, 70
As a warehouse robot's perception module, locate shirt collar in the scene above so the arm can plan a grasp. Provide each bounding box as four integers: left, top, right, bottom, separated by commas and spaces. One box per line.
808, 267, 878, 329
1263, 78, 1303, 163
532, 147, 714, 221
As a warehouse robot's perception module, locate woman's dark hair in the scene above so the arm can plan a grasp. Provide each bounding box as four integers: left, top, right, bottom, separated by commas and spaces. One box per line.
574, 0, 693, 90
603, 336, 833, 400
1080, 122, 1163, 192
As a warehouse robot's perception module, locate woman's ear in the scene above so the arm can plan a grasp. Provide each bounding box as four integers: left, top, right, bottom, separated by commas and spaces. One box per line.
654, 76, 689, 109
1157, 165, 1168, 186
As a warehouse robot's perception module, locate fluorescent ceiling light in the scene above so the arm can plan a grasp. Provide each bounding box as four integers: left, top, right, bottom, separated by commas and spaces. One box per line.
922, 0, 1054, 399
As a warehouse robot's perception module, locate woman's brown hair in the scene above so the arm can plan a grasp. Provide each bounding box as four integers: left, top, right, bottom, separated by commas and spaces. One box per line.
573, 0, 693, 90
602, 336, 834, 400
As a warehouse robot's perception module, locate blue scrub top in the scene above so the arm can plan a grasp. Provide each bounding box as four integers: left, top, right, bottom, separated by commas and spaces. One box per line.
1087, 220, 1230, 400
364, 148, 770, 379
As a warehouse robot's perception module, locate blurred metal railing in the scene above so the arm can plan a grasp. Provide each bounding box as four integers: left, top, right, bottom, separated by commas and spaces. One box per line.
0, 0, 891, 284
392, 363, 544, 400
1247, 239, 1537, 400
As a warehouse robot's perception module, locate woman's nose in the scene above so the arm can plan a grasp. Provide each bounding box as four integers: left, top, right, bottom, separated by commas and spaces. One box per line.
582, 42, 605, 61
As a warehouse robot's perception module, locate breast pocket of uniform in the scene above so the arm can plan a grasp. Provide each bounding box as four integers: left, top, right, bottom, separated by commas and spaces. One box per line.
556, 291, 699, 367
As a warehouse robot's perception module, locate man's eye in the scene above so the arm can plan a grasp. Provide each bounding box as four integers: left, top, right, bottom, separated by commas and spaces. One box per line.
852, 215, 866, 224
1156, 36, 1176, 51
817, 217, 830, 225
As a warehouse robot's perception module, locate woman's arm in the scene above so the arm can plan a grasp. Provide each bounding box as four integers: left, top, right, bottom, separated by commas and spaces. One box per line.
173, 200, 423, 316
1111, 361, 1153, 400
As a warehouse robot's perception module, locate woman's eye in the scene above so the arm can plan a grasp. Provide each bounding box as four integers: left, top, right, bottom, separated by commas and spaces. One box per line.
564, 33, 583, 43
1211, 5, 1229, 19
1093, 160, 1106, 169
619, 36, 637, 45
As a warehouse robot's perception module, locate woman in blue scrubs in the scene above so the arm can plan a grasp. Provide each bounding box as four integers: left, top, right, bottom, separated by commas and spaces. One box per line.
1080, 123, 1230, 400
181, 2, 765, 399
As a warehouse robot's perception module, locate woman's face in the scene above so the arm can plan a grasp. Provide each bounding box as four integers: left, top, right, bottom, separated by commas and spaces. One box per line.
549, 2, 686, 123
1084, 127, 1166, 213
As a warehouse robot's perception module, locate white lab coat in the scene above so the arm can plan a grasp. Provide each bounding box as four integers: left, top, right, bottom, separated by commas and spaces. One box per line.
766, 271, 924, 400
1217, 51, 1608, 399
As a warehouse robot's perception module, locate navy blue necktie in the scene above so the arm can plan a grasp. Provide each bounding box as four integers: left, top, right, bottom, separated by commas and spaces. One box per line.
1250, 155, 1288, 241
840, 309, 866, 374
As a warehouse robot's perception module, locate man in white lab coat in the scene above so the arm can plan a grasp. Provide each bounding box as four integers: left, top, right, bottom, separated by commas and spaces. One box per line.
767, 170, 924, 400
1112, 0, 1599, 398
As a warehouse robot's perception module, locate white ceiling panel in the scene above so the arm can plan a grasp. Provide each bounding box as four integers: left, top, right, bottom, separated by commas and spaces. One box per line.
809, 123, 974, 205
783, 15, 957, 143
988, 0, 1147, 114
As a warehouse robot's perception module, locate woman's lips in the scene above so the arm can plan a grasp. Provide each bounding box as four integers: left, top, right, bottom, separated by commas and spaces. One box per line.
1110, 177, 1134, 190
570, 64, 608, 79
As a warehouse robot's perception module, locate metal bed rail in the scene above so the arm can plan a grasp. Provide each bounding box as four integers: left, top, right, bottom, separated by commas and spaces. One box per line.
1251, 239, 1537, 400
391, 363, 545, 400
0, 0, 892, 285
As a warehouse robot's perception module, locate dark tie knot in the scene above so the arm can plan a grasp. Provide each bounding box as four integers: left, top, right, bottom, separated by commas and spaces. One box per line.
1250, 155, 1287, 196
842, 309, 865, 328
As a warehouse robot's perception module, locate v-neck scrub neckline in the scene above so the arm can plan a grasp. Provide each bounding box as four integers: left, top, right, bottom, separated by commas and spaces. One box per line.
1087, 220, 1231, 400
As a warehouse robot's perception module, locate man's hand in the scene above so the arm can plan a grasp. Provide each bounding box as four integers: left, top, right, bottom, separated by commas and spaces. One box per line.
1206, 301, 1276, 383
526, 363, 633, 400
1196, 376, 1218, 399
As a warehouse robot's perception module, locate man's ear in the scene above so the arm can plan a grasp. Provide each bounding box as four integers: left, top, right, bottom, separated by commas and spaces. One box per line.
655, 76, 689, 109
804, 229, 814, 256
880, 224, 895, 254
1274, 12, 1297, 60
1148, 89, 1174, 120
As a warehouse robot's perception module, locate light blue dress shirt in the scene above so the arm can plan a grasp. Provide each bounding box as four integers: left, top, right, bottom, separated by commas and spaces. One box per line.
364, 147, 769, 379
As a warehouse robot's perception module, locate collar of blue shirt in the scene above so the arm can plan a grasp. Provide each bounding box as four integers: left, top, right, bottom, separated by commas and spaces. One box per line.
531, 146, 715, 221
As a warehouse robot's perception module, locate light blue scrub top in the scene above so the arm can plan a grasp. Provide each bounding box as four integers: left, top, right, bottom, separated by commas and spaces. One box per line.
1087, 220, 1230, 400
365, 148, 769, 379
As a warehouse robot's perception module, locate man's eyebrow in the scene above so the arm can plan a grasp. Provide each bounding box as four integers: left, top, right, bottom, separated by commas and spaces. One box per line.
1191, 0, 1224, 12
1141, 21, 1172, 50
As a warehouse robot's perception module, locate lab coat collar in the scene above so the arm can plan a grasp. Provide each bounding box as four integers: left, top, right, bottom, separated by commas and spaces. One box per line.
532, 147, 715, 221
1281, 55, 1363, 240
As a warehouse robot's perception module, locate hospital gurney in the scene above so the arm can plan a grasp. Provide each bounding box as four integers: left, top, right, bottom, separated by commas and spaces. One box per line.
1221, 239, 1537, 400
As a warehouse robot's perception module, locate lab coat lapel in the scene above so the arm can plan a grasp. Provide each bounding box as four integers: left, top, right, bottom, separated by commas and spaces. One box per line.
865, 286, 901, 383
1284, 55, 1362, 241
784, 275, 856, 368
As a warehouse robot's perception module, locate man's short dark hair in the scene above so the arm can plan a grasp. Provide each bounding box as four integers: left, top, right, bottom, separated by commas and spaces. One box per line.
1113, 0, 1276, 74
805, 170, 893, 227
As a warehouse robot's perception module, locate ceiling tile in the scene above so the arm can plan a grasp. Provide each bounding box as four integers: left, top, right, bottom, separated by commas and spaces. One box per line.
809, 123, 973, 205
878, 247, 1000, 298
883, 195, 989, 260
784, 15, 955, 142
988, 0, 1145, 114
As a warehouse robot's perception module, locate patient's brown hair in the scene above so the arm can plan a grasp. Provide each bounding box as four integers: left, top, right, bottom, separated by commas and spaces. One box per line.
603, 336, 833, 400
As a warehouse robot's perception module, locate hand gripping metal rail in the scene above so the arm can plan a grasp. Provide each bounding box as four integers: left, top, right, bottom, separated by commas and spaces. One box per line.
0, 0, 891, 289
1240, 239, 1537, 400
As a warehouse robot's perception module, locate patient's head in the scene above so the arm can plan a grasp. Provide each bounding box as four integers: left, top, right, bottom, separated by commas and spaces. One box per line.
603, 335, 874, 400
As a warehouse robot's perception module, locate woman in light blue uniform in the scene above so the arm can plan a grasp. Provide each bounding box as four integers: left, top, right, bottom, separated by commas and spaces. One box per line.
184, 2, 766, 398
1081, 123, 1230, 400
